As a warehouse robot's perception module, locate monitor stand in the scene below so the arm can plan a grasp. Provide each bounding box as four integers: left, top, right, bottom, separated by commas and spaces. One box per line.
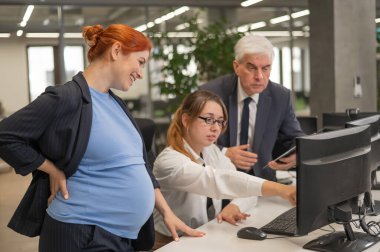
367, 172, 380, 216
371, 168, 380, 190
368, 200, 380, 216
303, 223, 379, 252
354, 173, 380, 216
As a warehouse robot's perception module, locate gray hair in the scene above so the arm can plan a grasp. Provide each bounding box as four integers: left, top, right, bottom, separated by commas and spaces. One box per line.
234, 34, 274, 62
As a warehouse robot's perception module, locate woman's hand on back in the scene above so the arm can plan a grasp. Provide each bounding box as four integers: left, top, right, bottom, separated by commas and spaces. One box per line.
38, 159, 69, 204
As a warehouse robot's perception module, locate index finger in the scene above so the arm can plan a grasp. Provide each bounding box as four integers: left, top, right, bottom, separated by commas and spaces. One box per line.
237, 144, 250, 150
240, 150, 257, 158
182, 226, 206, 237
268, 161, 289, 170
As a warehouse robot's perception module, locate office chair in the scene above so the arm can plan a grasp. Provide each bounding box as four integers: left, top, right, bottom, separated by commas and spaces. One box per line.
272, 115, 317, 159
272, 116, 318, 184
134, 118, 157, 169
297, 115, 318, 135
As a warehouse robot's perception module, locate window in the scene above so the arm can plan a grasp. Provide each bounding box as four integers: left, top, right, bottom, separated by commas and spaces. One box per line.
27, 46, 54, 101
27, 45, 84, 101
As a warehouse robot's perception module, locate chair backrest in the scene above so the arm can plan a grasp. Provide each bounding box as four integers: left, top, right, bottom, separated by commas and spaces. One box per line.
134, 118, 157, 168
297, 116, 318, 135
134, 118, 156, 152
272, 116, 318, 159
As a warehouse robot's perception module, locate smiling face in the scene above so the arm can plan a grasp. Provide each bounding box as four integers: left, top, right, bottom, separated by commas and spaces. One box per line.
233, 53, 272, 96
182, 101, 225, 154
111, 48, 149, 91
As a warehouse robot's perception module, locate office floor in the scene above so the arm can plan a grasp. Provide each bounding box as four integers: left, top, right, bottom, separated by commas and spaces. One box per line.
0, 163, 38, 252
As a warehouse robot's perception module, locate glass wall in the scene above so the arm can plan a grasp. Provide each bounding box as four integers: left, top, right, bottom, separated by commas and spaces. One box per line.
2, 3, 312, 112
27, 45, 84, 101
27, 46, 54, 101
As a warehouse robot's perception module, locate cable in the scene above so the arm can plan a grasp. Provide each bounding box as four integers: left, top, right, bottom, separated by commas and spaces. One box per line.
320, 224, 336, 233
358, 206, 380, 236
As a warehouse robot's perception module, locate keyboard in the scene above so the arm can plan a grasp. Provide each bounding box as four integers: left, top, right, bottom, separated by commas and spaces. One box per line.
260, 207, 298, 236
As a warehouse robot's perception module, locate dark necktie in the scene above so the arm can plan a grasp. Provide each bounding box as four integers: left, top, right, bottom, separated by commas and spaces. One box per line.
240, 97, 252, 145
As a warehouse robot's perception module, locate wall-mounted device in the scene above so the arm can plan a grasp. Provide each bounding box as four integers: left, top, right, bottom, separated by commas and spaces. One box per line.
354, 76, 362, 98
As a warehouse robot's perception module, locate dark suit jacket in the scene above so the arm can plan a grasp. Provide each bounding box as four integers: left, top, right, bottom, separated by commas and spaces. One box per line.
200, 73, 304, 181
0, 72, 158, 250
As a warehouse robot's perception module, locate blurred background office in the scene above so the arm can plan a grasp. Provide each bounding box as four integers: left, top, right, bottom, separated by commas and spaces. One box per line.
0, 0, 379, 251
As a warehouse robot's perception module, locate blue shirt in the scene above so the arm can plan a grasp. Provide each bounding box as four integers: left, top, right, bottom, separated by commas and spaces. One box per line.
47, 87, 155, 239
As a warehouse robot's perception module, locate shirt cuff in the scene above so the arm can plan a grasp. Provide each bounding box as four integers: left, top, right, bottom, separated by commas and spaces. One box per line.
221, 147, 228, 155
231, 197, 258, 212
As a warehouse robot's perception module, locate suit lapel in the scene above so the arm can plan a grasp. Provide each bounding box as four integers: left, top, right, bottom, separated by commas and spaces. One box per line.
229, 92, 238, 146
253, 88, 272, 152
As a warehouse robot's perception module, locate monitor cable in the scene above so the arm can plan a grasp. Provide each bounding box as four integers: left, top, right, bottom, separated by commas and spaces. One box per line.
358, 195, 380, 236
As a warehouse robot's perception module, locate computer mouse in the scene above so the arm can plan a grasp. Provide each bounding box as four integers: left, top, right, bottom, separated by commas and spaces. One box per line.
237, 227, 267, 240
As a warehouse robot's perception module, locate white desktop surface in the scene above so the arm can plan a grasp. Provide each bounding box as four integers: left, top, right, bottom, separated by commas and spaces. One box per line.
156, 190, 380, 252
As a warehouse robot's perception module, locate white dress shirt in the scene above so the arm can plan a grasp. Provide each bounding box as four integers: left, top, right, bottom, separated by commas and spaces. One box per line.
153, 141, 266, 236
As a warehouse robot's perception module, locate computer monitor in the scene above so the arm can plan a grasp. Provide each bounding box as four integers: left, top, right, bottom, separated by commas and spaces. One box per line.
322, 112, 353, 131
345, 115, 380, 170
322, 111, 379, 131
296, 125, 378, 251
345, 115, 380, 215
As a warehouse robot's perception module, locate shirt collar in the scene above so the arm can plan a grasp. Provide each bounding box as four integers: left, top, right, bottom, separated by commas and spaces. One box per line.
237, 78, 259, 104
183, 139, 205, 165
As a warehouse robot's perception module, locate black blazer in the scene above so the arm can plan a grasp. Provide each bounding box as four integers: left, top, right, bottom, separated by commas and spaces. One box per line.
0, 72, 158, 250
200, 73, 304, 181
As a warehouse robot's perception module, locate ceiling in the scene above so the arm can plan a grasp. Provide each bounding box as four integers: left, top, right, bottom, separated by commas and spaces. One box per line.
0, 0, 310, 37
0, 0, 378, 38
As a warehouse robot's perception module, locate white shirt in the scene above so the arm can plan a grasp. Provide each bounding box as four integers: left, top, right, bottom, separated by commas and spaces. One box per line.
153, 141, 266, 236
237, 79, 259, 147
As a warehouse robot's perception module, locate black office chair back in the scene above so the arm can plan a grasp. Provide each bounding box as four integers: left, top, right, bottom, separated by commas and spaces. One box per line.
272, 116, 317, 161
134, 118, 157, 168
297, 116, 318, 135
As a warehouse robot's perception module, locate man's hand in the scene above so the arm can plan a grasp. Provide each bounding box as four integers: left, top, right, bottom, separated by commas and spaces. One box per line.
225, 144, 257, 170
216, 203, 250, 225
267, 153, 296, 171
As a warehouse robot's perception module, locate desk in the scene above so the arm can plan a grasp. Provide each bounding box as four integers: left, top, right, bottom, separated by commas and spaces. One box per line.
156, 191, 380, 252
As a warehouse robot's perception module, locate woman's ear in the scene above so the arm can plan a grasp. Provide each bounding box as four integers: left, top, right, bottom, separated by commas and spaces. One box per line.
181, 113, 189, 129
111, 42, 122, 60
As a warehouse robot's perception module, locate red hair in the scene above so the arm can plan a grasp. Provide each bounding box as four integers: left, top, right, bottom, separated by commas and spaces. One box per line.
82, 24, 152, 62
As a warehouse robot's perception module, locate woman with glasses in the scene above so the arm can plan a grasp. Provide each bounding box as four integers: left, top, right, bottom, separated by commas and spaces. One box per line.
152, 90, 296, 249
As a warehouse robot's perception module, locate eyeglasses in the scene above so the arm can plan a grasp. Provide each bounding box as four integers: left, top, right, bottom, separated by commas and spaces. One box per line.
198, 116, 227, 127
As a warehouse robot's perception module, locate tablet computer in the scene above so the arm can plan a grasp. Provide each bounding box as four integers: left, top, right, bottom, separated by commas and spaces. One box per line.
272, 145, 296, 163
262, 145, 296, 169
